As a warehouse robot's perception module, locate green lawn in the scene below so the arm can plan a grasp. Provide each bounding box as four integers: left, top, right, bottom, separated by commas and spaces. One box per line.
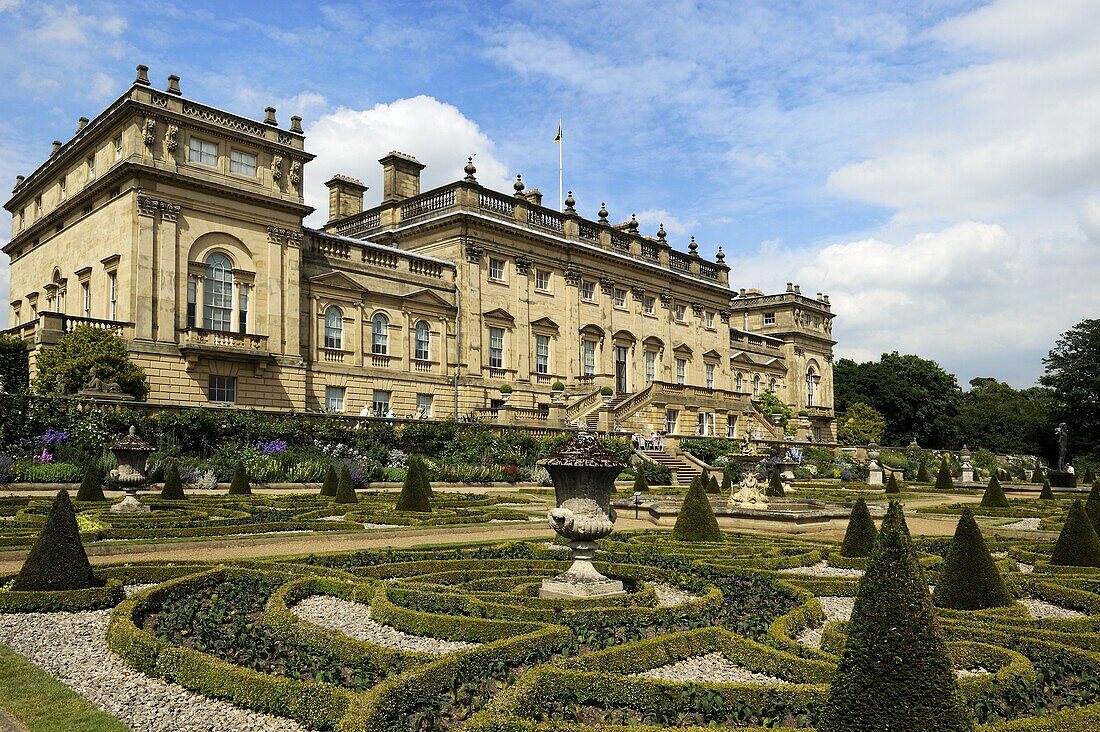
0, 643, 128, 732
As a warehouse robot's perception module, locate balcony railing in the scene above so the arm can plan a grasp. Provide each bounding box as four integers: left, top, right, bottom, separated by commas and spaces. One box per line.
179, 328, 268, 353
527, 208, 564, 232
669, 253, 692, 273
478, 191, 515, 218
401, 189, 455, 221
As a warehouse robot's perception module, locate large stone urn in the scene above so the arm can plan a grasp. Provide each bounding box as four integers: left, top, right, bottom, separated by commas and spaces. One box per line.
539, 432, 627, 600
109, 426, 155, 514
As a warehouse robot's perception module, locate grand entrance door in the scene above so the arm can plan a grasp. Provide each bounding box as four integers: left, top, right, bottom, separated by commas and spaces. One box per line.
614, 346, 629, 393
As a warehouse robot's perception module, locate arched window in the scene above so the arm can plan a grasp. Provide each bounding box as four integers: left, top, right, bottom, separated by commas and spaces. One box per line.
414, 320, 430, 361
806, 367, 816, 407
204, 253, 233, 331
752, 374, 761, 398
324, 306, 343, 350
735, 372, 744, 392
371, 313, 389, 355
769, 377, 777, 393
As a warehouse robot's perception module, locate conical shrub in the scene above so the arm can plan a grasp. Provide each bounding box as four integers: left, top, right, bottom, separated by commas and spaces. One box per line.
1085, 483, 1100, 536
335, 463, 358, 504
1050, 500, 1100, 568
721, 468, 733, 494
706, 473, 720, 494
12, 490, 103, 591
1039, 480, 1053, 500
160, 461, 186, 500
396, 457, 431, 512
75, 465, 106, 502
840, 497, 877, 558
1031, 467, 1045, 483
935, 459, 954, 490
979, 475, 1009, 509
228, 461, 251, 495
934, 508, 1013, 610
885, 472, 901, 495
672, 474, 722, 542
819, 502, 972, 732
632, 466, 649, 494
1084, 467, 1095, 483
320, 464, 338, 497
916, 462, 931, 483
765, 469, 785, 497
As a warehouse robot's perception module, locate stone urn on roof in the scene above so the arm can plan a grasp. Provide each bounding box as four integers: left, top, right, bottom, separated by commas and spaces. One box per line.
538, 431, 627, 600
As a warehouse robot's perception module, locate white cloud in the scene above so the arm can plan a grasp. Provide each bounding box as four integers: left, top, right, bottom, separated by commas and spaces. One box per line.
0, 0, 23, 12
633, 209, 697, 237
32, 5, 126, 46
303, 96, 510, 225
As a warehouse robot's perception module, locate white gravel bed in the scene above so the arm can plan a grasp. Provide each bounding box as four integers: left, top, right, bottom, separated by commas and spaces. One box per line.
1020, 598, 1088, 619
362, 523, 402, 530
779, 561, 864, 578
651, 583, 699, 607
635, 652, 788, 684
1003, 518, 1041, 531
957, 667, 992, 678
291, 595, 479, 654
1017, 561, 1035, 574
542, 542, 570, 553
818, 596, 855, 622
992, 551, 1008, 559
319, 515, 347, 521
795, 625, 822, 649
124, 583, 158, 597
0, 609, 310, 732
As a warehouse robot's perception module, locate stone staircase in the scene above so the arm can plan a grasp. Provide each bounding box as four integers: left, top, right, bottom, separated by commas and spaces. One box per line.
577, 393, 633, 431
638, 448, 701, 487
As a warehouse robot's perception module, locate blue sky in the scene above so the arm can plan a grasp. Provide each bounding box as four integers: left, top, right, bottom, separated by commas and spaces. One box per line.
2, 0, 1098, 388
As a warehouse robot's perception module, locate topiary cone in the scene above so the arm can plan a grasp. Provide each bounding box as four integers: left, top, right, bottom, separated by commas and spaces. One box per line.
1051, 500, 1100, 568
334, 464, 358, 504
916, 462, 931, 483
1085, 482, 1100, 536
1039, 479, 1054, 500
839, 497, 877, 558
320, 463, 338, 497
766, 468, 785, 497
720, 468, 733, 494
1031, 467, 1045, 483
160, 461, 186, 500
706, 473, 720, 494
632, 466, 649, 494
935, 459, 954, 490
933, 508, 1013, 610
672, 474, 722, 542
75, 465, 106, 502
1083, 467, 1095, 484
12, 490, 103, 591
396, 457, 432, 512
819, 502, 973, 732
979, 475, 1009, 509
884, 472, 900, 495
228, 461, 251, 496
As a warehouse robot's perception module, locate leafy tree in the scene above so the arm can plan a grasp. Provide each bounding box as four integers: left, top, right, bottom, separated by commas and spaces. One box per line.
933, 508, 1013, 610
228, 461, 251, 495
1050, 500, 1100, 568
935, 459, 954, 490
820, 502, 972, 732
335, 464, 358, 504
13, 490, 103, 591
0, 334, 30, 394
979, 475, 1009, 509
76, 465, 105, 502
32, 325, 149, 400
1041, 319, 1100, 466
837, 402, 886, 446
160, 461, 185, 500
840, 498, 877, 557
320, 464, 338, 497
954, 379, 1054, 456
672, 474, 722, 542
755, 391, 794, 435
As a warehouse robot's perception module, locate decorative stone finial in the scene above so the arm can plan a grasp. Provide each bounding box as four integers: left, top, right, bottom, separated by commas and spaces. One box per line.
564, 190, 575, 211
15, 175, 25, 189
598, 202, 608, 224
51, 140, 62, 156
657, 223, 667, 242
135, 64, 150, 86
290, 115, 303, 134
689, 236, 699, 256
628, 213, 639, 232
77, 117, 89, 132
264, 107, 278, 126
166, 74, 182, 96
464, 156, 477, 182
716, 246, 725, 262
513, 174, 525, 195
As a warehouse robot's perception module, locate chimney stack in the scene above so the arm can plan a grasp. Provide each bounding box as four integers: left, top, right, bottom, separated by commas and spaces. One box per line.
77, 117, 89, 133
264, 107, 278, 126
290, 115, 303, 134
51, 140, 62, 156
379, 151, 424, 202
324, 175, 368, 223
785, 282, 794, 293
15, 175, 25, 190
793, 284, 801, 294
166, 74, 182, 95
135, 64, 150, 86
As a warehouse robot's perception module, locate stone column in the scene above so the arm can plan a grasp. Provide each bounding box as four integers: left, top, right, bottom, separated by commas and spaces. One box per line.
155, 201, 179, 342
134, 195, 157, 341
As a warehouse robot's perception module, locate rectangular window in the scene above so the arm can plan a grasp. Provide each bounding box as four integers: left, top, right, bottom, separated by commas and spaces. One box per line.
108, 272, 117, 320
488, 327, 504, 369
238, 289, 248, 335
665, 409, 678, 435
645, 350, 656, 384
813, 317, 820, 328
581, 280, 596, 301
208, 375, 237, 403
87, 156, 95, 180
705, 311, 715, 328
727, 414, 737, 438
676, 358, 686, 385
35, 196, 42, 215
763, 312, 776, 325
416, 393, 433, 418
186, 277, 197, 328
705, 363, 716, 389
81, 282, 91, 317
113, 135, 123, 161
230, 149, 258, 176
372, 390, 392, 418
535, 334, 550, 374
188, 137, 218, 166
643, 296, 655, 314
535, 269, 551, 291
613, 288, 626, 308
58, 176, 66, 199
488, 257, 505, 281
675, 304, 686, 322
18, 209, 24, 230
325, 386, 346, 413
414, 324, 430, 361
583, 340, 596, 376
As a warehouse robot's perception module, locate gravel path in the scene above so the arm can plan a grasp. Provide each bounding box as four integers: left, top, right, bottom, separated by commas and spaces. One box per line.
779, 561, 864, 578
0, 609, 310, 732
1020, 598, 1088, 619
651, 583, 699, 607
818, 596, 855, 622
1017, 561, 1035, 574
635, 652, 788, 684
795, 626, 822, 649
957, 667, 991, 678
1003, 518, 1041, 531
291, 595, 479, 654
362, 523, 402, 529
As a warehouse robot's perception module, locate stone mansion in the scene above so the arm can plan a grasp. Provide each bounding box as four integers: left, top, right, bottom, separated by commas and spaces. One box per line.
3, 66, 837, 442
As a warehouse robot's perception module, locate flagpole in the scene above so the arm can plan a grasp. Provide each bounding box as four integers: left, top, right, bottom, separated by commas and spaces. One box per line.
558, 117, 564, 212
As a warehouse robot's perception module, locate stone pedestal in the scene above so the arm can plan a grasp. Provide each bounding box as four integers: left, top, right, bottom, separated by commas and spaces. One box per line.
960, 464, 974, 483
867, 461, 883, 485
1049, 471, 1077, 489
110, 494, 151, 513
539, 541, 625, 599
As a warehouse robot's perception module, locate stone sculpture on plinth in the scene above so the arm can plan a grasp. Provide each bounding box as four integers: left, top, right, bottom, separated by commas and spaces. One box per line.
729, 471, 769, 509
109, 426, 155, 514
77, 366, 133, 401
1050, 422, 1077, 488
539, 431, 627, 600
866, 443, 884, 486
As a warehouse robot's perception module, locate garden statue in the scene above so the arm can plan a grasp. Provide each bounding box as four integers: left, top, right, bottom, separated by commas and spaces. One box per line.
866, 442, 884, 486
729, 471, 769, 509
79, 366, 132, 400
1050, 422, 1076, 488
538, 431, 627, 599
109, 426, 155, 513
1056, 422, 1069, 472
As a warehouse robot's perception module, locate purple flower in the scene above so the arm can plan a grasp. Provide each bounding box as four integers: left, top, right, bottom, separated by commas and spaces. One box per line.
256, 439, 288, 455
40, 429, 68, 447
35, 448, 54, 463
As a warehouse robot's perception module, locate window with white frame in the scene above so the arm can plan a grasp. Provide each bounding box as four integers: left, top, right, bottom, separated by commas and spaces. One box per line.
763, 312, 776, 325
203, 253, 233, 331
108, 271, 117, 320
643, 295, 655, 314
705, 311, 715, 328
488, 327, 505, 369
705, 362, 716, 389
769, 377, 777, 393
535, 334, 550, 374
806, 367, 816, 407
230, 150, 258, 176
87, 156, 95, 180
613, 288, 626, 308
238, 287, 249, 334
186, 277, 197, 328
325, 386, 346, 413
753, 374, 761, 397
535, 269, 551, 291
645, 350, 656, 383
208, 375, 237, 403
81, 282, 90, 317
416, 393, 433, 417
372, 390, 392, 417
581, 280, 596, 301
324, 306, 343, 349
488, 257, 506, 281
676, 358, 686, 385
582, 339, 596, 376
665, 409, 678, 434
675, 304, 686, 322
727, 414, 737, 438
113, 136, 123, 161
59, 176, 66, 199
34, 195, 41, 215
736, 372, 744, 392
188, 137, 218, 166
414, 320, 431, 361
371, 313, 389, 355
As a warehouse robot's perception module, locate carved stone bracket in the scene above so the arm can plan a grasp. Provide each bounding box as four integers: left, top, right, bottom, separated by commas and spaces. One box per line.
719, 309, 731, 324
289, 160, 302, 185
794, 346, 806, 356
631, 285, 645, 299
599, 278, 615, 295
514, 256, 532, 275
563, 265, 581, 287
142, 118, 156, 147
464, 241, 484, 263
137, 194, 179, 221
659, 291, 673, 308
267, 227, 303, 246
691, 302, 704, 316
165, 125, 178, 152
272, 155, 283, 181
